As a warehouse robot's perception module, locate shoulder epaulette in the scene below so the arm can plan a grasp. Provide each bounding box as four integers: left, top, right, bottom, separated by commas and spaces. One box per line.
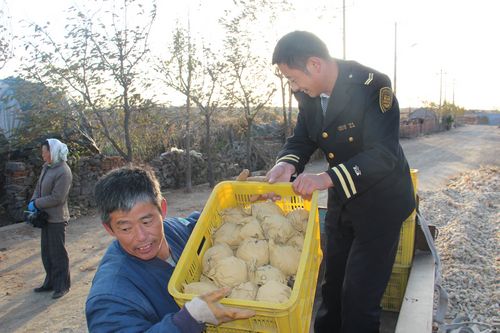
345, 63, 390, 89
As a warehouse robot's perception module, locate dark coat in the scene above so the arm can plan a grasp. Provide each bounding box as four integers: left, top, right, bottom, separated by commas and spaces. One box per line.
277, 59, 415, 236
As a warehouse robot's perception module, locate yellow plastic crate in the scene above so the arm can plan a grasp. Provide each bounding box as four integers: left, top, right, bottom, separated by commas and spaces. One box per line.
381, 264, 411, 311
394, 211, 416, 265
393, 169, 419, 266
168, 181, 323, 333
411, 169, 419, 198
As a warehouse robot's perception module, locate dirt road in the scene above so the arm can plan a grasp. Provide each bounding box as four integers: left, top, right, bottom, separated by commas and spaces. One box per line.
308, 125, 499, 206
0, 125, 498, 333
400, 125, 499, 191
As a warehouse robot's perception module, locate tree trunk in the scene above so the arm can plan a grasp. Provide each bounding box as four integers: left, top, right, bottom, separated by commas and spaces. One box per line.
246, 117, 253, 169
287, 86, 293, 136
123, 89, 133, 162
280, 77, 287, 143
228, 125, 234, 148
185, 97, 192, 193
205, 113, 215, 187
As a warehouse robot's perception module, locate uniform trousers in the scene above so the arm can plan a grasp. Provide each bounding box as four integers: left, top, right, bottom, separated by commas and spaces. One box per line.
40, 222, 70, 292
314, 212, 402, 333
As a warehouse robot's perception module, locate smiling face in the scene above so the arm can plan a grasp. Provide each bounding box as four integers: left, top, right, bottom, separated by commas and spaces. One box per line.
103, 199, 169, 261
278, 57, 326, 98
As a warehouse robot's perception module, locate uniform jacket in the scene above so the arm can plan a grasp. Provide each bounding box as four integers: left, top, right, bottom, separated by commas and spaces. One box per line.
86, 213, 203, 333
277, 60, 415, 235
32, 161, 72, 223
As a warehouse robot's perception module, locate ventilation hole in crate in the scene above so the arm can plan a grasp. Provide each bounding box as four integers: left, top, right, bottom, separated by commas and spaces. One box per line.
253, 317, 277, 330
187, 261, 199, 282
234, 193, 249, 205
206, 327, 253, 333
197, 236, 206, 256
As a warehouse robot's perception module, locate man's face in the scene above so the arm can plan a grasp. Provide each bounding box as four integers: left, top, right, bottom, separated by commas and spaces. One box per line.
103, 200, 169, 261
278, 60, 323, 98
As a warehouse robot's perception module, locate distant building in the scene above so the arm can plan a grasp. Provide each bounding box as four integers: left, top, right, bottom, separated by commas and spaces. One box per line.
0, 79, 22, 139
462, 110, 500, 125
408, 108, 439, 122
400, 108, 440, 138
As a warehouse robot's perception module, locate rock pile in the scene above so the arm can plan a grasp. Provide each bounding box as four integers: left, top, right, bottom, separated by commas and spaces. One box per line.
150, 148, 241, 189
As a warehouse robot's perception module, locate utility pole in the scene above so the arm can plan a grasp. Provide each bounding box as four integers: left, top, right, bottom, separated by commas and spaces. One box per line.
443, 72, 448, 104
342, 0, 346, 59
438, 69, 448, 122
452, 79, 455, 105
393, 22, 397, 95
439, 68, 443, 108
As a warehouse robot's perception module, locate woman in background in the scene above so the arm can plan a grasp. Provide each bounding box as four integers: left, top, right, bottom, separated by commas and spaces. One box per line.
28, 138, 73, 299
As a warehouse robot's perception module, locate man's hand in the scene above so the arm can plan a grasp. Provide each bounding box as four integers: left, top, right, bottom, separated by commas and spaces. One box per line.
236, 169, 267, 182
265, 162, 296, 183
236, 169, 250, 181
199, 287, 255, 324
292, 172, 333, 199
236, 169, 281, 201
185, 288, 255, 325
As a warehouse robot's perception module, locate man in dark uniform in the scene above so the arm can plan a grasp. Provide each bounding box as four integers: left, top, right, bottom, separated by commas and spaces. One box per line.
266, 31, 415, 333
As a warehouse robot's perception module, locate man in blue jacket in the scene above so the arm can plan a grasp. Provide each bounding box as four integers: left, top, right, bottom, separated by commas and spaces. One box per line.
86, 166, 254, 332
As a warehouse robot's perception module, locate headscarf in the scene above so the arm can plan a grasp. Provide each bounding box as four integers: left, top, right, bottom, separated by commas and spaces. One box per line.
47, 138, 69, 165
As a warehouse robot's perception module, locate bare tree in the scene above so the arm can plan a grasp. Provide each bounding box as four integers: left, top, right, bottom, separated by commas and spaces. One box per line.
156, 22, 195, 191
156, 21, 228, 188
89, 0, 157, 161
21, 0, 157, 161
0, 0, 13, 71
193, 47, 228, 187
21, 15, 101, 154
274, 67, 294, 141
220, 0, 277, 169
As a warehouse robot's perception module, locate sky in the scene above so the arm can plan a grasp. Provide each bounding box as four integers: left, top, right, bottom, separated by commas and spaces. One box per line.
1, 0, 499, 110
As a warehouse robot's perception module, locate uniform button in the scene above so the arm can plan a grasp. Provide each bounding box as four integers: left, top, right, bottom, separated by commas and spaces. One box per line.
322, 132, 329, 139
328, 152, 335, 159
348, 137, 354, 142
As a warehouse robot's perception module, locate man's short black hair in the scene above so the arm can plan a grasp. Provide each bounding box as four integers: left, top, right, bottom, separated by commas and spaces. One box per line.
272, 30, 331, 70
94, 165, 163, 225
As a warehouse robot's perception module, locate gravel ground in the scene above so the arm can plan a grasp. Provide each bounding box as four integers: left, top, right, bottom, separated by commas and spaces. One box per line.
419, 166, 499, 330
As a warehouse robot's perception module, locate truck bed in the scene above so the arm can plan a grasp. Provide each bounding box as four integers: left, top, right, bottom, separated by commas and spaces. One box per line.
311, 210, 435, 333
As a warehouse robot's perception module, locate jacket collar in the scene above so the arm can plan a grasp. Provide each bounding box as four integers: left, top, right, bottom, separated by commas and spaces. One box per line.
323, 60, 352, 129
44, 161, 64, 169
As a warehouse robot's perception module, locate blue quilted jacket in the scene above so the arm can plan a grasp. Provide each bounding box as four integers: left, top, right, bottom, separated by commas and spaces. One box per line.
86, 212, 202, 333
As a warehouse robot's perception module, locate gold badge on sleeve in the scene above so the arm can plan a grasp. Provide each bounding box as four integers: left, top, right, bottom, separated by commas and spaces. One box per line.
379, 87, 393, 113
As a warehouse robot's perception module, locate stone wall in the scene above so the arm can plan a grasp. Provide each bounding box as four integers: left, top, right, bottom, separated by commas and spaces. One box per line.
69, 155, 126, 217
2, 150, 243, 225
1, 145, 287, 226
4, 161, 36, 222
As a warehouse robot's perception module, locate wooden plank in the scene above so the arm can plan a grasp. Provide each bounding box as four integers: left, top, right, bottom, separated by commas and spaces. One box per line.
395, 252, 435, 333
